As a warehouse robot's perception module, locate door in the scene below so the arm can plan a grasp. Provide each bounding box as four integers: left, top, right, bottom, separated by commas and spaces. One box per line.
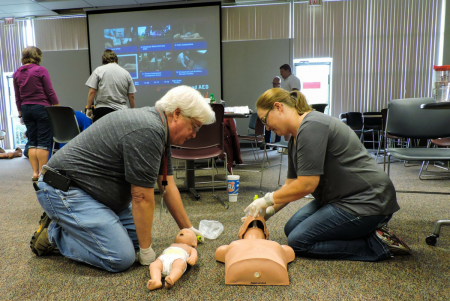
294, 61, 331, 114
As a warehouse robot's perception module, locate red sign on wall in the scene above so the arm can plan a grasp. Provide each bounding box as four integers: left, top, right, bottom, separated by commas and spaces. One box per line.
309, 0, 322, 6
303, 82, 321, 89
4, 17, 14, 25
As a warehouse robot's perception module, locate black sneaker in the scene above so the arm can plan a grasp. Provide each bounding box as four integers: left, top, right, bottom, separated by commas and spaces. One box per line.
259, 144, 266, 150
272, 146, 278, 151
375, 226, 411, 255
30, 212, 54, 256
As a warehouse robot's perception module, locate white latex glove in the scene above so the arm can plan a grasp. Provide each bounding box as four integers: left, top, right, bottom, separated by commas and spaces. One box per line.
241, 205, 276, 222
86, 108, 94, 120
244, 192, 274, 218
189, 226, 204, 243
138, 245, 156, 265
264, 206, 275, 221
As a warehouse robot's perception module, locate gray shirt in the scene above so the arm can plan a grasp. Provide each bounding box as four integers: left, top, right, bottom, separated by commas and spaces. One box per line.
287, 111, 399, 216
85, 63, 137, 110
48, 107, 173, 213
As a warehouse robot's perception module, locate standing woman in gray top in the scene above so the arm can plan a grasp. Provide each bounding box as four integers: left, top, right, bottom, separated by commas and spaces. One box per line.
244, 88, 411, 261
85, 49, 136, 122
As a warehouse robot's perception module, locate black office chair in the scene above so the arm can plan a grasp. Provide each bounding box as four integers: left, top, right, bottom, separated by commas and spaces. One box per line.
384, 97, 450, 246
344, 112, 363, 141
45, 106, 80, 154
362, 112, 382, 150
311, 103, 328, 113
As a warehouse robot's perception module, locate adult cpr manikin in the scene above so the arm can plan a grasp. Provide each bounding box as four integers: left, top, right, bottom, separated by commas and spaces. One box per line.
215, 215, 295, 285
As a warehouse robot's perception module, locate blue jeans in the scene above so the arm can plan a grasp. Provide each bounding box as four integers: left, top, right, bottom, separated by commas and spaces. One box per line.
284, 199, 392, 261
36, 178, 139, 272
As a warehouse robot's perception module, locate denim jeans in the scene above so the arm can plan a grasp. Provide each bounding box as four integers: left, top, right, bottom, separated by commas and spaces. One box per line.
36, 178, 139, 272
21, 104, 52, 150
284, 199, 392, 261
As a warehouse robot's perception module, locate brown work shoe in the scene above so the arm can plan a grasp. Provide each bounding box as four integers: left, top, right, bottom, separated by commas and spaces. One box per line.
30, 212, 54, 256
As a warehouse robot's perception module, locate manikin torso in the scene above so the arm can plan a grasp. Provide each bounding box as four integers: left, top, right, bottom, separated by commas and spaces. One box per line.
215, 217, 295, 285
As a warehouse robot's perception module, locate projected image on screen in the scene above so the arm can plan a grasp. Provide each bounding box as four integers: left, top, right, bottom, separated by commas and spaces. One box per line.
117, 54, 138, 79
87, 4, 221, 105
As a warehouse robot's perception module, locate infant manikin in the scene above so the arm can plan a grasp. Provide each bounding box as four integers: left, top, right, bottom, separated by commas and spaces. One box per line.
147, 228, 198, 290
215, 215, 295, 285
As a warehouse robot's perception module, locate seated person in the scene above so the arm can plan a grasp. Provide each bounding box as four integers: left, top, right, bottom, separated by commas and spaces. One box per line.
215, 215, 295, 285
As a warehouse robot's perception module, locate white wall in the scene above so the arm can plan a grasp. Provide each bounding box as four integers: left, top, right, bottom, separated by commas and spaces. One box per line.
42, 50, 91, 112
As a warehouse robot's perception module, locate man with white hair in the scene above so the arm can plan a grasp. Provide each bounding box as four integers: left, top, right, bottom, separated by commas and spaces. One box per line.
30, 86, 215, 272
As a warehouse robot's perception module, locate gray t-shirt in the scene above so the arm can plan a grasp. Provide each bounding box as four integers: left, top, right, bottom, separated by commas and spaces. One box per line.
85, 63, 137, 110
287, 111, 399, 216
48, 107, 173, 213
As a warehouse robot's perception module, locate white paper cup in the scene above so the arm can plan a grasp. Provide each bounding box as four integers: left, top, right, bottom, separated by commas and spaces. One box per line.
228, 194, 238, 202
227, 175, 240, 202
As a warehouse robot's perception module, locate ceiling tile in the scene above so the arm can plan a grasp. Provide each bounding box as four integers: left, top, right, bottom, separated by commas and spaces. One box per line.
0, 0, 35, 5
84, 0, 138, 7
136, 0, 179, 3
12, 10, 59, 18
37, 0, 93, 10
0, 4, 50, 13
0, 14, 14, 19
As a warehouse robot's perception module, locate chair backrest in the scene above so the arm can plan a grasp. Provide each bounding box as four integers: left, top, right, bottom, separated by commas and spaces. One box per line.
381, 108, 388, 132
345, 112, 363, 130
362, 111, 382, 129
45, 106, 80, 143
254, 115, 265, 142
311, 103, 328, 113
387, 97, 450, 139
248, 113, 258, 131
177, 103, 225, 150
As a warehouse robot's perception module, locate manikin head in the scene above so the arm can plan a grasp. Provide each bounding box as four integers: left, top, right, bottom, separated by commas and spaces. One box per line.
174, 228, 198, 248
239, 215, 269, 240
243, 226, 266, 239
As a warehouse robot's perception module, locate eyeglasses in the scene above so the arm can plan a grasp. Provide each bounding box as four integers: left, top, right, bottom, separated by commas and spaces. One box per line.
260, 107, 273, 126
189, 118, 201, 132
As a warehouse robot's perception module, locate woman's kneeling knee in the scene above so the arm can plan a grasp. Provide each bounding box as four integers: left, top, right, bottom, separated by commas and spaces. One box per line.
287, 235, 312, 254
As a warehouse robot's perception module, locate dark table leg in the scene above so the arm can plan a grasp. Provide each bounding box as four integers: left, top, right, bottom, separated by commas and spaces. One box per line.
185, 160, 200, 200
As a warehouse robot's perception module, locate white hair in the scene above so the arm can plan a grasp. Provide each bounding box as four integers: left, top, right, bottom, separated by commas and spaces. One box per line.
155, 85, 216, 125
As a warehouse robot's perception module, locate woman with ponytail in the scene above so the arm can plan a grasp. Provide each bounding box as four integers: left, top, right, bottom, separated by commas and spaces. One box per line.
244, 88, 410, 261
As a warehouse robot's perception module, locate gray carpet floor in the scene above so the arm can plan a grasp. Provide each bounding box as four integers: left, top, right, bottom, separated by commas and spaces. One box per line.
1, 147, 449, 300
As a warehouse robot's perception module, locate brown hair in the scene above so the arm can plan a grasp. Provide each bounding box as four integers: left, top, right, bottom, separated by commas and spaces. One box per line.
279, 64, 292, 73
102, 49, 118, 64
21, 46, 42, 65
256, 88, 312, 116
